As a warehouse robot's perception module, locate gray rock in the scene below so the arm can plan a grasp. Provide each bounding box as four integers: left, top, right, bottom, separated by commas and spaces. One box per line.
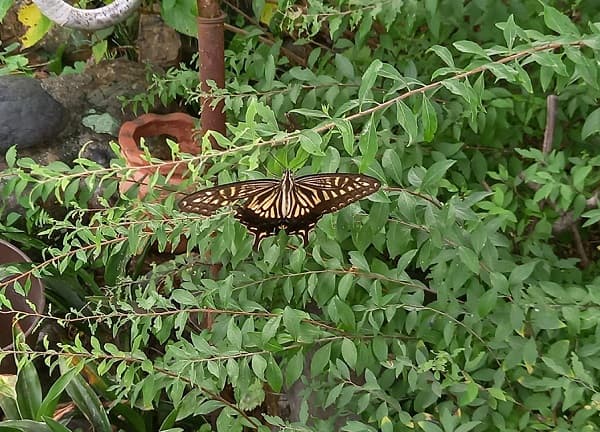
0, 75, 66, 152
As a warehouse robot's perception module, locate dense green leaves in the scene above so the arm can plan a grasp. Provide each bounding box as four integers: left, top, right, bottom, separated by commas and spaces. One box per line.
1, 1, 600, 431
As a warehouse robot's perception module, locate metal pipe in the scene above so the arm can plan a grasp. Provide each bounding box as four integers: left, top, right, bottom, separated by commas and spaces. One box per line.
197, 1, 226, 141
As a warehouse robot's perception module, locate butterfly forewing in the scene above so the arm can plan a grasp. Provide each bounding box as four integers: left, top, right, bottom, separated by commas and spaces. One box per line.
179, 171, 381, 247
294, 174, 381, 216
178, 179, 279, 215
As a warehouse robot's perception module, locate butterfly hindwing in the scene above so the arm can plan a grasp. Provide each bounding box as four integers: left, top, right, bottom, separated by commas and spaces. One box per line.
179, 171, 381, 247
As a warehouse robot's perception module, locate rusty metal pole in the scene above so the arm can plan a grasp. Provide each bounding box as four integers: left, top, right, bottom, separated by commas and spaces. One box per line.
197, 0, 226, 140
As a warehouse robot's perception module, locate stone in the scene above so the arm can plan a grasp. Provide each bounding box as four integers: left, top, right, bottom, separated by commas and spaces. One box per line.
0, 75, 66, 152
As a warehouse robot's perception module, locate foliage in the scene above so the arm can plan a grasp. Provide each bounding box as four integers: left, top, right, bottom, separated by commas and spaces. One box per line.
2, 1, 600, 432
0, 42, 31, 76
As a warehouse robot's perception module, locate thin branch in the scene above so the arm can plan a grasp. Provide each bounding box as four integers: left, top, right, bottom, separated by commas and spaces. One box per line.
542, 94, 558, 154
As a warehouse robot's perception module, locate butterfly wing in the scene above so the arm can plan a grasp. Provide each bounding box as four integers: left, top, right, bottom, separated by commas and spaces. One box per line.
178, 179, 279, 215
293, 173, 381, 216
237, 173, 381, 246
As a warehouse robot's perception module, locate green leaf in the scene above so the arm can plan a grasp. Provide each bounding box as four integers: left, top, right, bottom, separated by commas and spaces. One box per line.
282, 307, 303, 340
261, 315, 281, 344
43, 418, 72, 432
285, 351, 304, 386
16, 360, 42, 420
455, 421, 483, 432
334, 297, 355, 331
334, 119, 355, 155
226, 318, 242, 349
509, 261, 537, 286
311, 343, 332, 377
453, 40, 489, 59
298, 130, 325, 156
421, 95, 437, 142
0, 0, 14, 21
171, 289, 197, 307
160, 0, 198, 37
5, 146, 17, 168
265, 356, 283, 392
582, 107, 600, 139
341, 338, 357, 368
457, 247, 480, 274
91, 40, 107, 63
37, 367, 80, 420
251, 355, 267, 381
501, 15, 518, 50
531, 309, 566, 330
0, 420, 52, 431
382, 149, 403, 185
396, 100, 418, 145
543, 3, 580, 36
337, 273, 354, 300
420, 160, 455, 194
582, 209, 600, 228
428, 45, 455, 67
264, 54, 275, 87
335, 54, 355, 79
62, 367, 111, 432
359, 59, 382, 101
477, 289, 497, 317
358, 117, 378, 172
418, 421, 444, 432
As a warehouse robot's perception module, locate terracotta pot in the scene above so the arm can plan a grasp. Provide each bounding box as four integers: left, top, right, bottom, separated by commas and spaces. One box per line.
0, 239, 45, 374
118, 113, 200, 197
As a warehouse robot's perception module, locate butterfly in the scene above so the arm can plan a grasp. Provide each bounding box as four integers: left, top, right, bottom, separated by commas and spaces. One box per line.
179, 170, 381, 247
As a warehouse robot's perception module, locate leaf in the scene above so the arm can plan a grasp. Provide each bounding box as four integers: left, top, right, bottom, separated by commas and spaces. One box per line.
509, 261, 537, 286
582, 107, 600, 139
264, 55, 275, 87
421, 95, 437, 142
43, 418, 72, 432
382, 149, 403, 185
5, 146, 17, 168
420, 160, 455, 194
453, 40, 489, 59
341, 338, 357, 368
223, 320, 244, 353
17, 3, 52, 48
37, 368, 80, 420
265, 356, 283, 392
298, 130, 325, 156
457, 247, 480, 274
502, 15, 518, 50
359, 59, 382, 101
335, 54, 355, 79
285, 351, 304, 386
334, 119, 355, 155
161, 0, 197, 37
428, 45, 455, 67
261, 315, 281, 344
62, 368, 111, 432
16, 360, 42, 420
358, 117, 378, 171
418, 421, 444, 432
0, 420, 52, 431
251, 355, 267, 381
171, 289, 197, 307
543, 3, 580, 36
582, 209, 600, 228
0, 0, 14, 21
91, 40, 107, 63
311, 343, 331, 377
396, 101, 418, 145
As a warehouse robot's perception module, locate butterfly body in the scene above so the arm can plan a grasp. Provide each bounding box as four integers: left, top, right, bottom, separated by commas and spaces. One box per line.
179, 170, 381, 247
